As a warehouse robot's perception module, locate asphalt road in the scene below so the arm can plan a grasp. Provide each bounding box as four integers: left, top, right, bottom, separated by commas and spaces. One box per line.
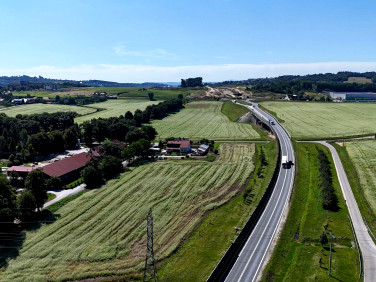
314, 141, 376, 282
224, 103, 295, 282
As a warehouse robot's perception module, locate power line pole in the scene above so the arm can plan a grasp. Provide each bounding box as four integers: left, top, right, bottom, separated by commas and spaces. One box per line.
328, 232, 335, 276
143, 208, 158, 282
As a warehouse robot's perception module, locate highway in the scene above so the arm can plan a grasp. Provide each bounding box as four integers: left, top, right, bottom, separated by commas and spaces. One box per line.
223, 103, 295, 282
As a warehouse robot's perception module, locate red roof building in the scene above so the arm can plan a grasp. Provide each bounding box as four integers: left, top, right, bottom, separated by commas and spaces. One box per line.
7, 166, 38, 178
166, 138, 191, 153
42, 152, 92, 182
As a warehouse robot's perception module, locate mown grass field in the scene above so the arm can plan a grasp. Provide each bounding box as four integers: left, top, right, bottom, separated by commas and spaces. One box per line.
262, 142, 360, 282
260, 101, 376, 139
0, 104, 97, 117
159, 141, 278, 281
74, 99, 159, 123
1, 143, 255, 281
152, 101, 261, 140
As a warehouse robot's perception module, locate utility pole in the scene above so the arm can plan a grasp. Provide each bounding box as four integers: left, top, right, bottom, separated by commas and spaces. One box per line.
143, 208, 158, 282
328, 232, 335, 276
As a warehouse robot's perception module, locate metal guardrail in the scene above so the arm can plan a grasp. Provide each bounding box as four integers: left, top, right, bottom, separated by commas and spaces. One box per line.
348, 215, 363, 279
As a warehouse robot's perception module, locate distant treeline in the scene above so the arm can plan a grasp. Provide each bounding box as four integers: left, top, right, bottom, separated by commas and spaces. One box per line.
210, 71, 376, 95
181, 77, 203, 88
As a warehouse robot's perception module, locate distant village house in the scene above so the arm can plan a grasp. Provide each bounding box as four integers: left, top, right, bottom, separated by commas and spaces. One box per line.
166, 138, 191, 153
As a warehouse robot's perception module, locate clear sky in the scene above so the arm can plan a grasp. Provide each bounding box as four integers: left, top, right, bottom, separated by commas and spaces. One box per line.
0, 0, 375, 82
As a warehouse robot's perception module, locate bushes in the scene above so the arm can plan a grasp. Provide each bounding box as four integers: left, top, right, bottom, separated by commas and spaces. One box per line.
317, 149, 338, 211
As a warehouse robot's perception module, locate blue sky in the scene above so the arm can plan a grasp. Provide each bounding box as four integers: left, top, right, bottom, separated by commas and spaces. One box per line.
0, 0, 375, 82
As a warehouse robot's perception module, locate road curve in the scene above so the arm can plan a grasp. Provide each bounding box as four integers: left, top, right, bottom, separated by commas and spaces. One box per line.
313, 141, 376, 282
224, 103, 295, 282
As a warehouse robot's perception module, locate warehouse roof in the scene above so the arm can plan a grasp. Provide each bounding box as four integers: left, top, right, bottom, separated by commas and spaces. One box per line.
42, 152, 91, 178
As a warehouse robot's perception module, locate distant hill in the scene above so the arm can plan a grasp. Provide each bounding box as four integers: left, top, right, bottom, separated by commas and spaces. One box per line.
210, 71, 376, 86
0, 75, 167, 87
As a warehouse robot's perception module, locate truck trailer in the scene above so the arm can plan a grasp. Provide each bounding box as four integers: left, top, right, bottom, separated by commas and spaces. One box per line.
282, 155, 289, 168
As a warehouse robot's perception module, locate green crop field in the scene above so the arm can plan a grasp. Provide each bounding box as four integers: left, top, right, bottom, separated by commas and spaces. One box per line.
262, 142, 360, 281
260, 101, 376, 139
1, 143, 255, 281
0, 104, 97, 117
74, 99, 159, 123
152, 101, 261, 140
346, 140, 376, 220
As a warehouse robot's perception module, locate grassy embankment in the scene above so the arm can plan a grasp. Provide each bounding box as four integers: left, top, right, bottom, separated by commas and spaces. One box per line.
158, 140, 278, 281
220, 100, 249, 122
334, 140, 376, 236
0, 143, 256, 281
152, 101, 264, 141
260, 101, 376, 140
261, 142, 360, 281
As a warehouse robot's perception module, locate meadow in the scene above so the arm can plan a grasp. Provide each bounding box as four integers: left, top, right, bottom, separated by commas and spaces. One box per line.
74, 99, 159, 123
262, 143, 360, 281
260, 101, 376, 139
152, 101, 261, 140
1, 143, 255, 281
345, 140, 376, 222
0, 104, 97, 117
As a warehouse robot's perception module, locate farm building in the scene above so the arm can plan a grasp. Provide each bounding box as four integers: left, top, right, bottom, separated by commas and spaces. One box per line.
197, 144, 209, 155
42, 152, 91, 182
328, 92, 376, 101
7, 166, 38, 178
166, 138, 191, 153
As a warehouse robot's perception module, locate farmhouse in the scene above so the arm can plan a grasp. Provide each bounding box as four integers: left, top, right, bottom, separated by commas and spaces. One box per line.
166, 138, 191, 153
328, 92, 376, 101
42, 152, 91, 182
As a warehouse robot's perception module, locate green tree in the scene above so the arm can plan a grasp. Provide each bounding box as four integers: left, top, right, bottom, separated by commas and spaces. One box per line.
148, 92, 155, 101
0, 175, 17, 226
124, 111, 133, 120
25, 169, 47, 211
99, 155, 123, 180
18, 190, 37, 221
81, 164, 104, 189
320, 232, 328, 247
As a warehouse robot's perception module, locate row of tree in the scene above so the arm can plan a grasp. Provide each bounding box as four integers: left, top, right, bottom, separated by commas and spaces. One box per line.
317, 149, 338, 211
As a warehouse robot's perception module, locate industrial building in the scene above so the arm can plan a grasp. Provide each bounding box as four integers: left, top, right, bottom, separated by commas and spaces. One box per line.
328, 92, 376, 101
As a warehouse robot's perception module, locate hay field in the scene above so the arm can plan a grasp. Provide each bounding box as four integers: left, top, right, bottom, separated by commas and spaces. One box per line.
346, 140, 376, 216
260, 101, 376, 139
152, 101, 260, 140
74, 99, 159, 123
1, 143, 255, 281
0, 104, 97, 117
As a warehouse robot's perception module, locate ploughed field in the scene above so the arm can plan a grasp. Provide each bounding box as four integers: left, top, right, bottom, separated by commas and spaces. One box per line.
1, 143, 255, 281
260, 101, 376, 139
152, 101, 260, 140
0, 104, 97, 117
74, 99, 159, 123
346, 140, 376, 218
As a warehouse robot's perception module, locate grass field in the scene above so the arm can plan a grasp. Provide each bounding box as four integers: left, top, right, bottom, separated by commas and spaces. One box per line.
74, 99, 159, 123
0, 104, 97, 117
158, 141, 278, 281
1, 143, 255, 281
260, 101, 376, 139
262, 142, 360, 281
346, 77, 373, 84
152, 101, 261, 140
344, 140, 376, 227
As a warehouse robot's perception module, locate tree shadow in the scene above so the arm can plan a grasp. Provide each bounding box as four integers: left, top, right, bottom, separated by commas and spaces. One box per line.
0, 210, 60, 269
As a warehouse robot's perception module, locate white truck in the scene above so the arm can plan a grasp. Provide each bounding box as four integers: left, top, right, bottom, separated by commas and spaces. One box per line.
282, 155, 289, 168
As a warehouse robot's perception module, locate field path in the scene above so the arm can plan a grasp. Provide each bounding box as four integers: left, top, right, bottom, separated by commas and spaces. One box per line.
313, 141, 376, 282
44, 184, 86, 209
